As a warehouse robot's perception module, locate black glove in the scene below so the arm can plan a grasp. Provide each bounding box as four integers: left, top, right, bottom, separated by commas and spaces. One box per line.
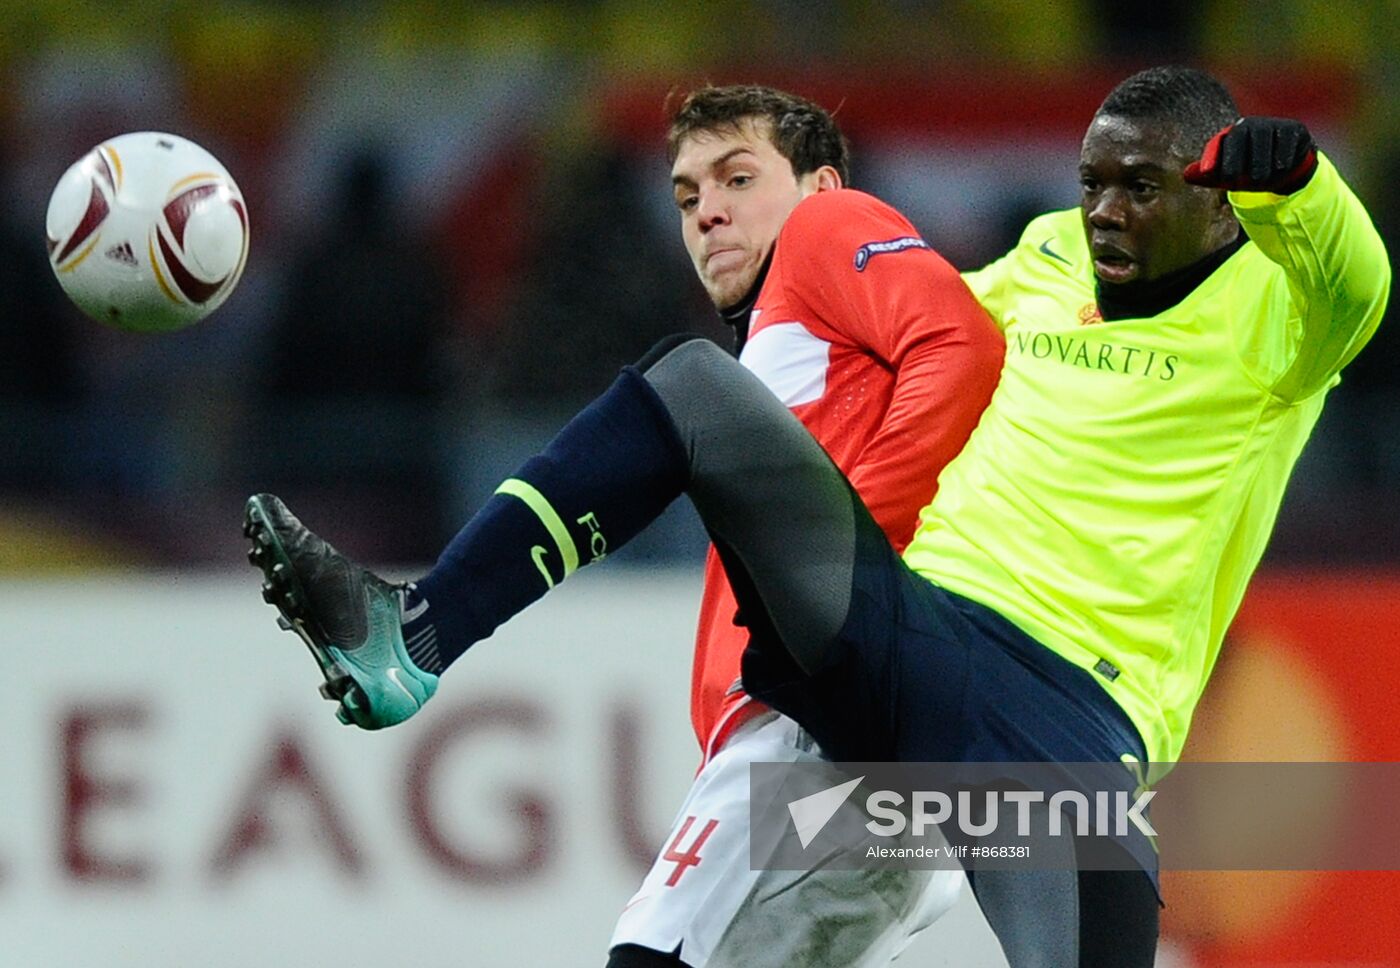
1183, 117, 1318, 194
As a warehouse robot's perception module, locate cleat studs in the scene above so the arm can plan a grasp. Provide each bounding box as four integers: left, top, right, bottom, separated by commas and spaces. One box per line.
336, 706, 352, 725
320, 675, 352, 702
246, 545, 263, 565
276, 615, 292, 631
261, 582, 278, 604
283, 591, 299, 610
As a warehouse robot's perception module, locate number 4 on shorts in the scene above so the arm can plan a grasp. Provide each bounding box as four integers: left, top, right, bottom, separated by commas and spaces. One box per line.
662, 816, 719, 886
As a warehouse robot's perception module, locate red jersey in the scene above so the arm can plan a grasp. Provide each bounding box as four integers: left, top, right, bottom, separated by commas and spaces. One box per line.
690, 189, 1004, 761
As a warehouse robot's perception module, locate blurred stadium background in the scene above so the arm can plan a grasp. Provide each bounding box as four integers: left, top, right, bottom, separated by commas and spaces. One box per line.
2, 2, 1398, 965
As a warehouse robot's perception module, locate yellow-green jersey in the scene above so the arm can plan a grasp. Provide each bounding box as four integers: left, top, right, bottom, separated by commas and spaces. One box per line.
903, 154, 1390, 764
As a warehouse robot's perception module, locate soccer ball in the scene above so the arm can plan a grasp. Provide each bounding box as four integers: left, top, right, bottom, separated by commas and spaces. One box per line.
45, 132, 249, 332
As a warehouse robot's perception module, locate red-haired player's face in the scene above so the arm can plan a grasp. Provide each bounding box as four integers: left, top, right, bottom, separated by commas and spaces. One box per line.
671, 119, 830, 310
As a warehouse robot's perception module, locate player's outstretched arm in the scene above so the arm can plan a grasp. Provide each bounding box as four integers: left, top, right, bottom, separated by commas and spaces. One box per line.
1187, 117, 1391, 399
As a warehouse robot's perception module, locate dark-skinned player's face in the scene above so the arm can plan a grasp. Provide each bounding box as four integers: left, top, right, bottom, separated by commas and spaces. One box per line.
1079, 114, 1237, 286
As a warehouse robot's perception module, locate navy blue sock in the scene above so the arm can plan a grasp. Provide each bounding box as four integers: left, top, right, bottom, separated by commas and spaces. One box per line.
404, 366, 688, 673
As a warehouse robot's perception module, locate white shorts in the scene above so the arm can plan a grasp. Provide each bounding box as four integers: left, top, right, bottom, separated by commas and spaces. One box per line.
610, 711, 964, 967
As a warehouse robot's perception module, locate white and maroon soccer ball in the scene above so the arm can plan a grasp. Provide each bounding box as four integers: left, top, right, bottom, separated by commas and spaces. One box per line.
45, 132, 249, 332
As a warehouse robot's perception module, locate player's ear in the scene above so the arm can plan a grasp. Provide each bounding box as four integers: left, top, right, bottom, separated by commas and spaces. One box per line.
815, 165, 842, 192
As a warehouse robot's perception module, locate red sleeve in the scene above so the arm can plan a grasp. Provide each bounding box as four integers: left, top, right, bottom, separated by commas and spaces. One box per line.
776, 190, 1005, 548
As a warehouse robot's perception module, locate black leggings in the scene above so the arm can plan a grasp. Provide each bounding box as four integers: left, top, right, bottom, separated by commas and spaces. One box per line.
635, 338, 1160, 965
968, 839, 1159, 967
640, 336, 859, 678
606, 944, 687, 967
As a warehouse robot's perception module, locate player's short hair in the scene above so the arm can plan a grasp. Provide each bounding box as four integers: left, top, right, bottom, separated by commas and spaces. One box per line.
1095, 66, 1240, 160
667, 84, 851, 185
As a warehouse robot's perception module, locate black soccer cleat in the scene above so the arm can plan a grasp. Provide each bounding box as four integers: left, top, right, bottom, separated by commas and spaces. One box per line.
243, 493, 439, 729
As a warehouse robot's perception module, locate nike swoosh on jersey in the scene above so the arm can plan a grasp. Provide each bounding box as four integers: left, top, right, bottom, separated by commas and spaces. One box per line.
1039, 238, 1072, 265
